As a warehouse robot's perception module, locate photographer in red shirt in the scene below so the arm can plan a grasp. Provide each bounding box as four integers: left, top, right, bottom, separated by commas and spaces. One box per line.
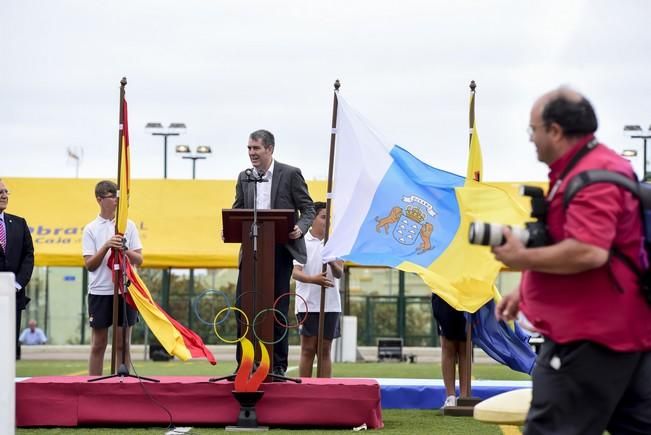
493, 87, 651, 435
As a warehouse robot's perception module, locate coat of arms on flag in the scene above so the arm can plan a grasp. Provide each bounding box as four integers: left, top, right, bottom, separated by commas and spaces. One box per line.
375, 194, 437, 254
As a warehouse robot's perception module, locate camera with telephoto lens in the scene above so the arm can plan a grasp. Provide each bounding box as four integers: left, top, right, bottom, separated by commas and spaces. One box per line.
468, 186, 549, 247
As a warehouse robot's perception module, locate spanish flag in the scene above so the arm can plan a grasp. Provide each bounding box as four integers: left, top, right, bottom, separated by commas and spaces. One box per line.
112, 79, 216, 364
116, 92, 130, 236
122, 255, 216, 364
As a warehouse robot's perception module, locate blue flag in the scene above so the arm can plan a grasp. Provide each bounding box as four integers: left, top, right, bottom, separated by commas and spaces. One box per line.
468, 300, 536, 374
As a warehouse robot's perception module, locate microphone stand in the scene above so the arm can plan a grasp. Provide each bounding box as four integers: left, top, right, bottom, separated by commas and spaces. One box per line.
248, 169, 264, 378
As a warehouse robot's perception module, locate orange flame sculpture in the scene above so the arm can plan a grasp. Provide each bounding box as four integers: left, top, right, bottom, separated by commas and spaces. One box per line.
234, 338, 270, 392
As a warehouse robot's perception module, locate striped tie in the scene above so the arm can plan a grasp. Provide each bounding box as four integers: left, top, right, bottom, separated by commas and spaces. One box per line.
0, 218, 5, 251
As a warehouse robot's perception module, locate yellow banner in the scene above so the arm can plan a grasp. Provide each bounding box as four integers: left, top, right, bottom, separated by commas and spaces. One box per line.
4, 178, 327, 268
3, 177, 543, 268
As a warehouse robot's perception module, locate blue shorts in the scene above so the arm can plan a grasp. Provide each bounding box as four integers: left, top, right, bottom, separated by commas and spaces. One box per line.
297, 312, 341, 340
88, 294, 138, 329
431, 293, 466, 341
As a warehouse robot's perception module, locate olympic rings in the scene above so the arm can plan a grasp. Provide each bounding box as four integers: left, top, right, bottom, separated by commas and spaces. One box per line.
202, 290, 309, 344
252, 308, 288, 345
192, 289, 232, 326
273, 292, 308, 329
233, 291, 260, 327
213, 306, 249, 344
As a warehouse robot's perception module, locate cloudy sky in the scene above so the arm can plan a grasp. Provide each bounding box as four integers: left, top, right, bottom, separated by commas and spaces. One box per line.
2, 0, 650, 182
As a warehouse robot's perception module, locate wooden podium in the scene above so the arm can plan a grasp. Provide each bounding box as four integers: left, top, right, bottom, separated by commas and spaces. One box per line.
222, 209, 295, 370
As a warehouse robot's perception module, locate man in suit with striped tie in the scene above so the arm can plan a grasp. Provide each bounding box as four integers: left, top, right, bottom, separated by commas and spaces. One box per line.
0, 179, 35, 360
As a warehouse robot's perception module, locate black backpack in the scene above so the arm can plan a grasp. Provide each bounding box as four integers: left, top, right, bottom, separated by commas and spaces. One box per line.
563, 170, 651, 305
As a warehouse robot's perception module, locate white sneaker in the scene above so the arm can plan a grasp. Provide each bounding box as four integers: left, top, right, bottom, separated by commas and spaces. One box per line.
441, 395, 457, 409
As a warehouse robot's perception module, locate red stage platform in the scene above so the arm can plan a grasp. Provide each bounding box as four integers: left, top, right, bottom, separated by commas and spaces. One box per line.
16, 376, 383, 429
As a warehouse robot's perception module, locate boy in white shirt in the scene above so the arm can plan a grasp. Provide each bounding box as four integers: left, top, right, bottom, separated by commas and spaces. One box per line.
82, 180, 143, 376
292, 202, 343, 378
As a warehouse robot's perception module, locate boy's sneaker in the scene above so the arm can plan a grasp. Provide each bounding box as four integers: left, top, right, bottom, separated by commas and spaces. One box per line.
441, 395, 457, 409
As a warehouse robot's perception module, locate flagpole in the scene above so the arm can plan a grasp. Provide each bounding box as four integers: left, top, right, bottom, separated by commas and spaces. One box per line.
469, 80, 476, 150
316, 79, 340, 378
463, 79, 477, 399
110, 77, 127, 374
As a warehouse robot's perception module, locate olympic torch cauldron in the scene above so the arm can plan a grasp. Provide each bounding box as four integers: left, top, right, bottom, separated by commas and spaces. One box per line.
227, 337, 270, 431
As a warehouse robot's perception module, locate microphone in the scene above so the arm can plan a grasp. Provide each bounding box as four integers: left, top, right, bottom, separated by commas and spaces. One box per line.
244, 168, 269, 182
256, 169, 269, 182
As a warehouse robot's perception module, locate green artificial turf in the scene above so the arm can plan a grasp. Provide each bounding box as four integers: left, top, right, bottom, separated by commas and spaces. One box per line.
16, 360, 531, 381
16, 409, 506, 434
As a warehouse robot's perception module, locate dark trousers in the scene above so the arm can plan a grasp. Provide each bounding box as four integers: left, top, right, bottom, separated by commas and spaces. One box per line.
236, 245, 293, 371
525, 339, 651, 435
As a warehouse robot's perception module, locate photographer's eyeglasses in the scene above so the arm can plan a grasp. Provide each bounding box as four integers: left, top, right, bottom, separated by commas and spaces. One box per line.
527, 123, 546, 137
99, 194, 117, 200
0, 189, 10, 196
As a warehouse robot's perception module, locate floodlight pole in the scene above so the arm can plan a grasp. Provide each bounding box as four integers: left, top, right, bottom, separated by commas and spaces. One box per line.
182, 155, 207, 179
151, 132, 180, 179
631, 134, 651, 181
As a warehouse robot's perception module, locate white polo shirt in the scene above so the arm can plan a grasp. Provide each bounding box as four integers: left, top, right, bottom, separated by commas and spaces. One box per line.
293, 231, 341, 314
82, 216, 142, 295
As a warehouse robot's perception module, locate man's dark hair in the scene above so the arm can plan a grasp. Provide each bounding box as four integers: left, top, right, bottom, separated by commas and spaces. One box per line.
314, 201, 327, 214
541, 94, 598, 137
249, 129, 275, 149
95, 180, 117, 198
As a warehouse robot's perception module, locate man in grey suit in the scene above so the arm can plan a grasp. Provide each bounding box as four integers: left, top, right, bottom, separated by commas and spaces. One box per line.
233, 129, 315, 377
0, 179, 35, 360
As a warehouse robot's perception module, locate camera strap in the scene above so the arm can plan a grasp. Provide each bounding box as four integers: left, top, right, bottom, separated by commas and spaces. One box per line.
555, 138, 646, 296
547, 137, 599, 202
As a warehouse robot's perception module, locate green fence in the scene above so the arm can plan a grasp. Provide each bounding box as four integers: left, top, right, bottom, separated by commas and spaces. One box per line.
349, 295, 438, 347
24, 266, 441, 347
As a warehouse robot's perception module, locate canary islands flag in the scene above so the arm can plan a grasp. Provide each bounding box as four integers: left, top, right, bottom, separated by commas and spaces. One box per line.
322, 94, 530, 313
